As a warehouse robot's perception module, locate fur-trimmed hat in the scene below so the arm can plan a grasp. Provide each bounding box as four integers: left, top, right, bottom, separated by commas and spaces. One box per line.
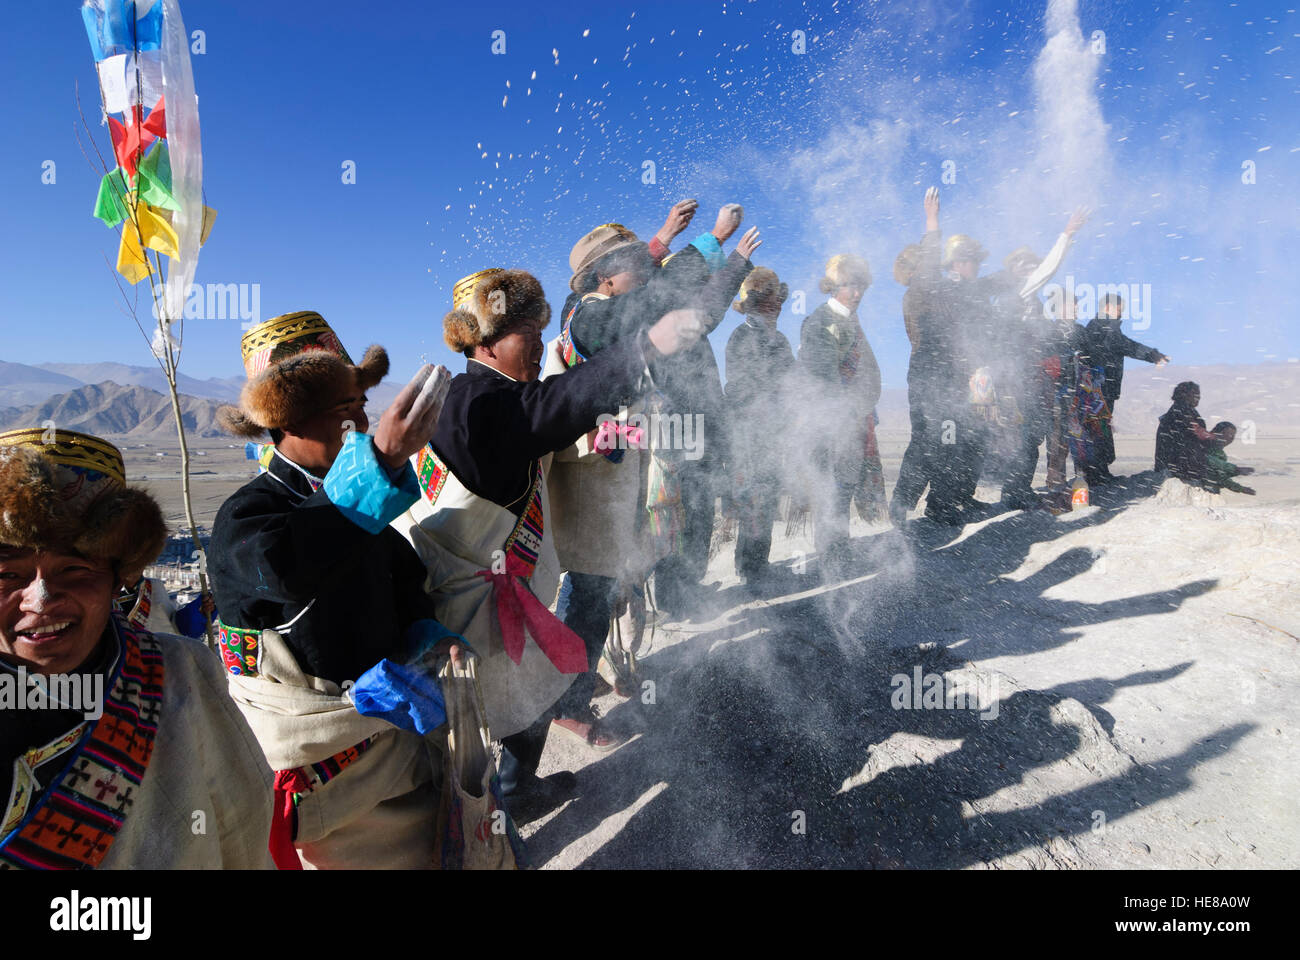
733, 266, 789, 314
942, 234, 988, 268
893, 244, 924, 286
0, 428, 166, 584
443, 269, 552, 354
216, 311, 389, 439
818, 254, 872, 294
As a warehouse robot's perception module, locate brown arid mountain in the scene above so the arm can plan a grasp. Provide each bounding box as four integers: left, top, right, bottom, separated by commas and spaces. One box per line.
0, 381, 228, 441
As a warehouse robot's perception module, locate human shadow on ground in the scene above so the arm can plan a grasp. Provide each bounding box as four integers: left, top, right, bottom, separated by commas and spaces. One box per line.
528, 635, 1246, 868
524, 471, 1223, 867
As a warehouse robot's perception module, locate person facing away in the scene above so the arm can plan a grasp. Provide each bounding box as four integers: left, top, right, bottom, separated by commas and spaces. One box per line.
724, 266, 795, 584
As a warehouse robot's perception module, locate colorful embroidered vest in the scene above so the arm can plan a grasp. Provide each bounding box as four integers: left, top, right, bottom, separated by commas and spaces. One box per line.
417, 444, 545, 579
0, 615, 164, 870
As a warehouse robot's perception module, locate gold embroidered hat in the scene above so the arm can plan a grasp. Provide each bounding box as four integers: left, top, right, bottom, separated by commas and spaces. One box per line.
0, 428, 166, 582
451, 268, 505, 311
217, 311, 389, 438
444, 269, 552, 354
942, 234, 989, 268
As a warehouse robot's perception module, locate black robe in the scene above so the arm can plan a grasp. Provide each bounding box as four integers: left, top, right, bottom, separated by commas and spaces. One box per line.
432, 329, 660, 515
209, 450, 436, 686
567, 245, 753, 462
1085, 316, 1163, 405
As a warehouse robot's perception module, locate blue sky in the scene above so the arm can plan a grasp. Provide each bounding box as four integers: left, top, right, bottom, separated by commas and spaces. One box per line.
3, 0, 1296, 386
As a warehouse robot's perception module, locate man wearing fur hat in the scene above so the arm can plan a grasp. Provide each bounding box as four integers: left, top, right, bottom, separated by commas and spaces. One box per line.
396, 269, 707, 817
724, 266, 795, 583
209, 311, 457, 869
0, 428, 275, 869
798, 251, 882, 570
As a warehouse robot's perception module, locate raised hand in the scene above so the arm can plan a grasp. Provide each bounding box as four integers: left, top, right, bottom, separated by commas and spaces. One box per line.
373, 364, 452, 470
735, 226, 762, 260
712, 203, 744, 244
1065, 205, 1091, 236
656, 199, 699, 245
647, 309, 707, 356
924, 186, 940, 230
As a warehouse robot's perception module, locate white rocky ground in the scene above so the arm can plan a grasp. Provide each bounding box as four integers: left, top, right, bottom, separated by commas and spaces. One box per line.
523, 432, 1299, 869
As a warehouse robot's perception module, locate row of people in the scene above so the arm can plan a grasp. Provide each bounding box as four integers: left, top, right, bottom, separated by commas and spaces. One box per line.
0, 188, 1227, 870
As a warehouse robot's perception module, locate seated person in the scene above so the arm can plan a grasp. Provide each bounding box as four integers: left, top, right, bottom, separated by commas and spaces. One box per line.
1155, 382, 1245, 494
1207, 422, 1256, 495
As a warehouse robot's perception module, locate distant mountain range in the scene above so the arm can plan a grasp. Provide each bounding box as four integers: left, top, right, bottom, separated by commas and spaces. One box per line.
0, 360, 245, 407
2, 359, 1294, 443
0, 358, 405, 440
0, 382, 229, 441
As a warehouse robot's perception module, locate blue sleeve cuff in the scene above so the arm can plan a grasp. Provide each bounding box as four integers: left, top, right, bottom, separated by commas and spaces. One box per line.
689, 232, 725, 272
323, 431, 420, 534
405, 618, 474, 660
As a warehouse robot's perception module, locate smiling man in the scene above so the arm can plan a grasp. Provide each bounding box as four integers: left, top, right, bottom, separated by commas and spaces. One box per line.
0, 428, 274, 869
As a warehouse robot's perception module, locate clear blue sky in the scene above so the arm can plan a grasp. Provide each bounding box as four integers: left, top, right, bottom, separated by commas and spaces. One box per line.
3, 1, 1296, 385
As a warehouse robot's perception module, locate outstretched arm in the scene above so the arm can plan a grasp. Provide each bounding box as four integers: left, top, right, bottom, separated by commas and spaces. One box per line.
1019, 205, 1090, 299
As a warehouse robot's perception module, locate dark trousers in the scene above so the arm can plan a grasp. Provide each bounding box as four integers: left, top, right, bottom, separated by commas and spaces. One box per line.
1096, 398, 1119, 469
892, 381, 944, 512
498, 572, 618, 795
734, 475, 780, 579
1001, 390, 1050, 498
811, 441, 864, 556
498, 713, 552, 797
552, 572, 618, 718
951, 416, 990, 506
654, 460, 715, 610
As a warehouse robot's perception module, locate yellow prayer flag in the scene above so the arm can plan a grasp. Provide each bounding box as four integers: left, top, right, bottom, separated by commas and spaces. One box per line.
116, 225, 152, 284
136, 200, 179, 259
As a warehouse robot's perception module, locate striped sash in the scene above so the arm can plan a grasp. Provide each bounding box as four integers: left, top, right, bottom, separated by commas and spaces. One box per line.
0, 615, 164, 870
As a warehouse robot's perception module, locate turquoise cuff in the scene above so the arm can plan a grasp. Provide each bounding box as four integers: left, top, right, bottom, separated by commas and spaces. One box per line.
689, 232, 725, 272
324, 431, 420, 534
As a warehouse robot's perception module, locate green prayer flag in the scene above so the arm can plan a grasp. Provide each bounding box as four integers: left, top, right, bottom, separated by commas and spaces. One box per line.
137, 142, 179, 212
93, 168, 130, 227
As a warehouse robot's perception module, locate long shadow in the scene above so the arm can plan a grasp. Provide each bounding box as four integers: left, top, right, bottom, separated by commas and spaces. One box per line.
525, 471, 1224, 867
542, 638, 1250, 868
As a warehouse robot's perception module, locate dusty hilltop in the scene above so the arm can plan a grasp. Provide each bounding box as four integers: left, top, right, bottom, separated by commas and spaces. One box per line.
119, 429, 1299, 869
